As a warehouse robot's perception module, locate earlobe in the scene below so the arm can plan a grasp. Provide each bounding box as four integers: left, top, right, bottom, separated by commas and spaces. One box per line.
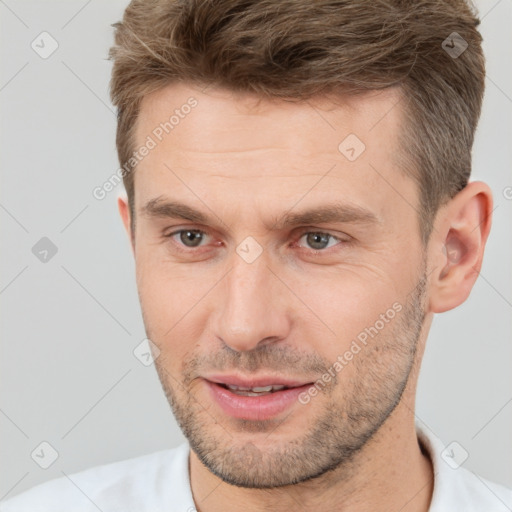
117, 193, 135, 255
428, 182, 493, 313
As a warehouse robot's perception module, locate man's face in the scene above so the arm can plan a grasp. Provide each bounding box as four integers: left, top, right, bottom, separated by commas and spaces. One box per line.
127, 83, 428, 487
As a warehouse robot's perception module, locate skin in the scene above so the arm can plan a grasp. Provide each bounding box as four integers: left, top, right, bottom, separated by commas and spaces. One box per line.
118, 82, 492, 512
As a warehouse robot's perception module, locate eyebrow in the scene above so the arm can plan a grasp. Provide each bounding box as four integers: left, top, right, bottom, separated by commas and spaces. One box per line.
141, 197, 380, 229
271, 203, 380, 230
141, 197, 209, 224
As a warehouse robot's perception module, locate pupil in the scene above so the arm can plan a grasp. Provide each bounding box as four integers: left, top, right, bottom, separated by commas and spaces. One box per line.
180, 230, 203, 247
307, 233, 329, 250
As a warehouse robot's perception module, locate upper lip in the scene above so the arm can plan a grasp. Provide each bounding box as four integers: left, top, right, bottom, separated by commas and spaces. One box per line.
204, 374, 313, 388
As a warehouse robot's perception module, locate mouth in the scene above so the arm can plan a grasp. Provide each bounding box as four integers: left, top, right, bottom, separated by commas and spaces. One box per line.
216, 383, 295, 396
203, 375, 314, 421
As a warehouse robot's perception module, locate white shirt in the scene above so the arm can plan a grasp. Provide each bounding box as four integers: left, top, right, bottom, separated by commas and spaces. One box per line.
1, 422, 511, 511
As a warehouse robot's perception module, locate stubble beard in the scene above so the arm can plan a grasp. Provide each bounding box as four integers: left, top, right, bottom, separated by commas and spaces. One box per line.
151, 273, 427, 489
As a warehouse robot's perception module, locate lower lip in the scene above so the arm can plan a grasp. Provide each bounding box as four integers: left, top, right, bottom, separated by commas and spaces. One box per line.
205, 380, 312, 421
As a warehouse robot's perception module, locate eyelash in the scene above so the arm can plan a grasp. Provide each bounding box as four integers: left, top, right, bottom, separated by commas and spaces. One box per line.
164, 228, 348, 254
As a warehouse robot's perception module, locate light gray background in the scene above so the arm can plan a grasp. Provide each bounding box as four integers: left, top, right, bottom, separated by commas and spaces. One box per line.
1, 0, 511, 501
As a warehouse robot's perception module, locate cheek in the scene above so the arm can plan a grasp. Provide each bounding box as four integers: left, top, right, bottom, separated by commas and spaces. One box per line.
138, 276, 196, 331
290, 270, 402, 354
135, 257, 215, 355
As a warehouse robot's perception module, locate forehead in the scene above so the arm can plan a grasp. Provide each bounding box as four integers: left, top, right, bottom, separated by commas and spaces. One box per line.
132, 82, 417, 232
136, 83, 405, 156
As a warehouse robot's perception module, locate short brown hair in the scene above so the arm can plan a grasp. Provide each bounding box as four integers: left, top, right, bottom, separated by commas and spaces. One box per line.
109, 0, 485, 243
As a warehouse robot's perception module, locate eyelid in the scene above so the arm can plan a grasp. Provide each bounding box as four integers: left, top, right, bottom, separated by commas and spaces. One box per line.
293, 230, 347, 250
163, 227, 213, 252
294, 227, 351, 242
164, 227, 208, 237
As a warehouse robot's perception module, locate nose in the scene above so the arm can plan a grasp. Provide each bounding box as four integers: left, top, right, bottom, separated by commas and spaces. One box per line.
211, 251, 292, 352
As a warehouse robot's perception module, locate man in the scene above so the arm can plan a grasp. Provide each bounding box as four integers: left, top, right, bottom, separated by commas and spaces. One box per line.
2, 0, 511, 511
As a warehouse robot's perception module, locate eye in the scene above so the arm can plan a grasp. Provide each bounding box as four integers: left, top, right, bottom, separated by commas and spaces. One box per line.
297, 232, 342, 251
167, 229, 209, 248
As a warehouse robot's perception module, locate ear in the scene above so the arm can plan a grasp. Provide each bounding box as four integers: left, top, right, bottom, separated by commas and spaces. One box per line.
117, 192, 135, 255
428, 181, 493, 313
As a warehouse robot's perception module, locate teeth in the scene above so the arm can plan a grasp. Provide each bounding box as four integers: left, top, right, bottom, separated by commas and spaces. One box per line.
226, 384, 287, 392
251, 385, 273, 392
227, 385, 251, 391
